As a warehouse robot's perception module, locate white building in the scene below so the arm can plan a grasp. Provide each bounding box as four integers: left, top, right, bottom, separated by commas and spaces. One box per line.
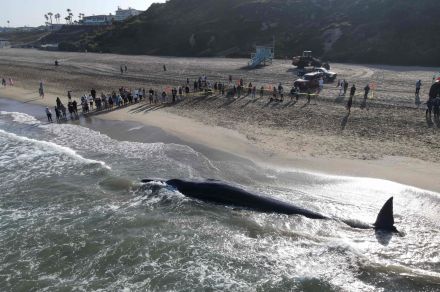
82, 15, 115, 26
81, 7, 143, 26
0, 39, 10, 48
114, 7, 143, 22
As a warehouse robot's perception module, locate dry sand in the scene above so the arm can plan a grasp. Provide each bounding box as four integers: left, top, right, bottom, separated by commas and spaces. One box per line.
1, 48, 439, 192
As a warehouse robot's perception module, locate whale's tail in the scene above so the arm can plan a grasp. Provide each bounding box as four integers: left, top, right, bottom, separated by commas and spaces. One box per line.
374, 197, 397, 232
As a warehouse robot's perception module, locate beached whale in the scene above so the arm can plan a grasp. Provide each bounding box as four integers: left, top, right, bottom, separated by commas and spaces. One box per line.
141, 178, 397, 232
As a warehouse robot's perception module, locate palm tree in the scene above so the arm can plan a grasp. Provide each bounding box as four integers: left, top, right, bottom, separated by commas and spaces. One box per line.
47, 12, 53, 27
69, 12, 74, 24
44, 14, 49, 26
66, 9, 72, 24
7, 20, 10, 28
65, 16, 69, 24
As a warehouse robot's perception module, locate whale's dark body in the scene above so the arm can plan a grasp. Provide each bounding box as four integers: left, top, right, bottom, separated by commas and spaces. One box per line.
142, 178, 397, 232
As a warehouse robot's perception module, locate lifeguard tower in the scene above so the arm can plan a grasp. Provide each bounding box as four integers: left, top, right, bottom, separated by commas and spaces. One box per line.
248, 42, 275, 69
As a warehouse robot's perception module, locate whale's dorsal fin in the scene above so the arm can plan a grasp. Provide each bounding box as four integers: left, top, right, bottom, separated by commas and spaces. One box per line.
374, 197, 396, 231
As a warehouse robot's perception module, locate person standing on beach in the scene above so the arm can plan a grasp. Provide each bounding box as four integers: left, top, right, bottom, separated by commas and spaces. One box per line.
318, 77, 324, 93
290, 86, 299, 101
56, 97, 62, 109
260, 86, 264, 98
428, 81, 440, 122
72, 100, 78, 118
67, 100, 74, 119
361, 84, 370, 109
252, 86, 256, 99
161, 91, 167, 103
1, 78, 6, 87
91, 88, 96, 100
124, 65, 128, 72
88, 95, 94, 110
163, 65, 167, 72
120, 65, 124, 75
45, 107, 53, 123
416, 80, 422, 96
347, 84, 356, 113
39, 81, 45, 98
171, 88, 177, 103
415, 80, 422, 108
338, 82, 343, 96
343, 80, 349, 96
54, 107, 61, 122
193, 80, 198, 92
272, 86, 277, 101
433, 96, 440, 125
60, 104, 67, 119
278, 83, 284, 102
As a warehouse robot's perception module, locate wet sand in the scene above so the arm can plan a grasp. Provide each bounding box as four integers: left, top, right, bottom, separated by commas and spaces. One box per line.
0, 48, 439, 192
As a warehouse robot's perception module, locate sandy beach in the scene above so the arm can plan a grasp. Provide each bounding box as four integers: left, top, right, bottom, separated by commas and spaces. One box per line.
1, 48, 439, 192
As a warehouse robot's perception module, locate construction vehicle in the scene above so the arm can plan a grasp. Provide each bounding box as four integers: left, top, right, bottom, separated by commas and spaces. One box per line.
292, 51, 322, 69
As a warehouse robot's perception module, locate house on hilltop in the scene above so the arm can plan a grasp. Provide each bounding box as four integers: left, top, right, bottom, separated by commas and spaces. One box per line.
0, 39, 10, 48
82, 15, 115, 26
114, 7, 142, 22
81, 7, 143, 26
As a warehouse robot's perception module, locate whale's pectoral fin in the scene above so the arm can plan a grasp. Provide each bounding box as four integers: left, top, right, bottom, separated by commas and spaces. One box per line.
374, 197, 397, 232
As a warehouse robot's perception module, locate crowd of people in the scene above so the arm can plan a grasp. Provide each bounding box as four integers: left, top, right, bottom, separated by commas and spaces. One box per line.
336, 80, 372, 113
30, 73, 440, 128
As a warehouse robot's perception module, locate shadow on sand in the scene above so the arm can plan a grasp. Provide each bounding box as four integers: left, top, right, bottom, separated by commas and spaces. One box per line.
340, 112, 350, 131
23, 97, 41, 104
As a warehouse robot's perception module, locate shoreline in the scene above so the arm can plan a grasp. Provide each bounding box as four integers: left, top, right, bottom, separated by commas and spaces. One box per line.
2, 86, 440, 193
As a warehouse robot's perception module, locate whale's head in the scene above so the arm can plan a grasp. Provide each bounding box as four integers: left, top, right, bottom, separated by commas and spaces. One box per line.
166, 179, 186, 191
141, 178, 188, 192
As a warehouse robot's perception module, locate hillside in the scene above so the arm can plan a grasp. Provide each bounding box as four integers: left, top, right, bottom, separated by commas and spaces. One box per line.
63, 0, 440, 66
0, 30, 50, 47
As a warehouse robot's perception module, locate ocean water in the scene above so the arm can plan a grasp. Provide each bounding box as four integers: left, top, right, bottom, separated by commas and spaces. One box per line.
0, 100, 439, 291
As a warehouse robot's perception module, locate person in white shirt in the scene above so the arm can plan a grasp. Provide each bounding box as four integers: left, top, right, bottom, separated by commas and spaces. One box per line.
319, 77, 324, 93
88, 95, 94, 110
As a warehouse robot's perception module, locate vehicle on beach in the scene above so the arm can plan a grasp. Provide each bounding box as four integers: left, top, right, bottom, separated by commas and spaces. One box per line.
292, 50, 322, 69
315, 67, 337, 82
293, 72, 322, 91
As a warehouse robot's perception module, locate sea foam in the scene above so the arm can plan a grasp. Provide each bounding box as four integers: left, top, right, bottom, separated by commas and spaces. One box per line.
0, 129, 111, 170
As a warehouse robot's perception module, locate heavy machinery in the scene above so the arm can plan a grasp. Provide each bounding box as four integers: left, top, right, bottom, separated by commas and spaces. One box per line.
292, 51, 322, 69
